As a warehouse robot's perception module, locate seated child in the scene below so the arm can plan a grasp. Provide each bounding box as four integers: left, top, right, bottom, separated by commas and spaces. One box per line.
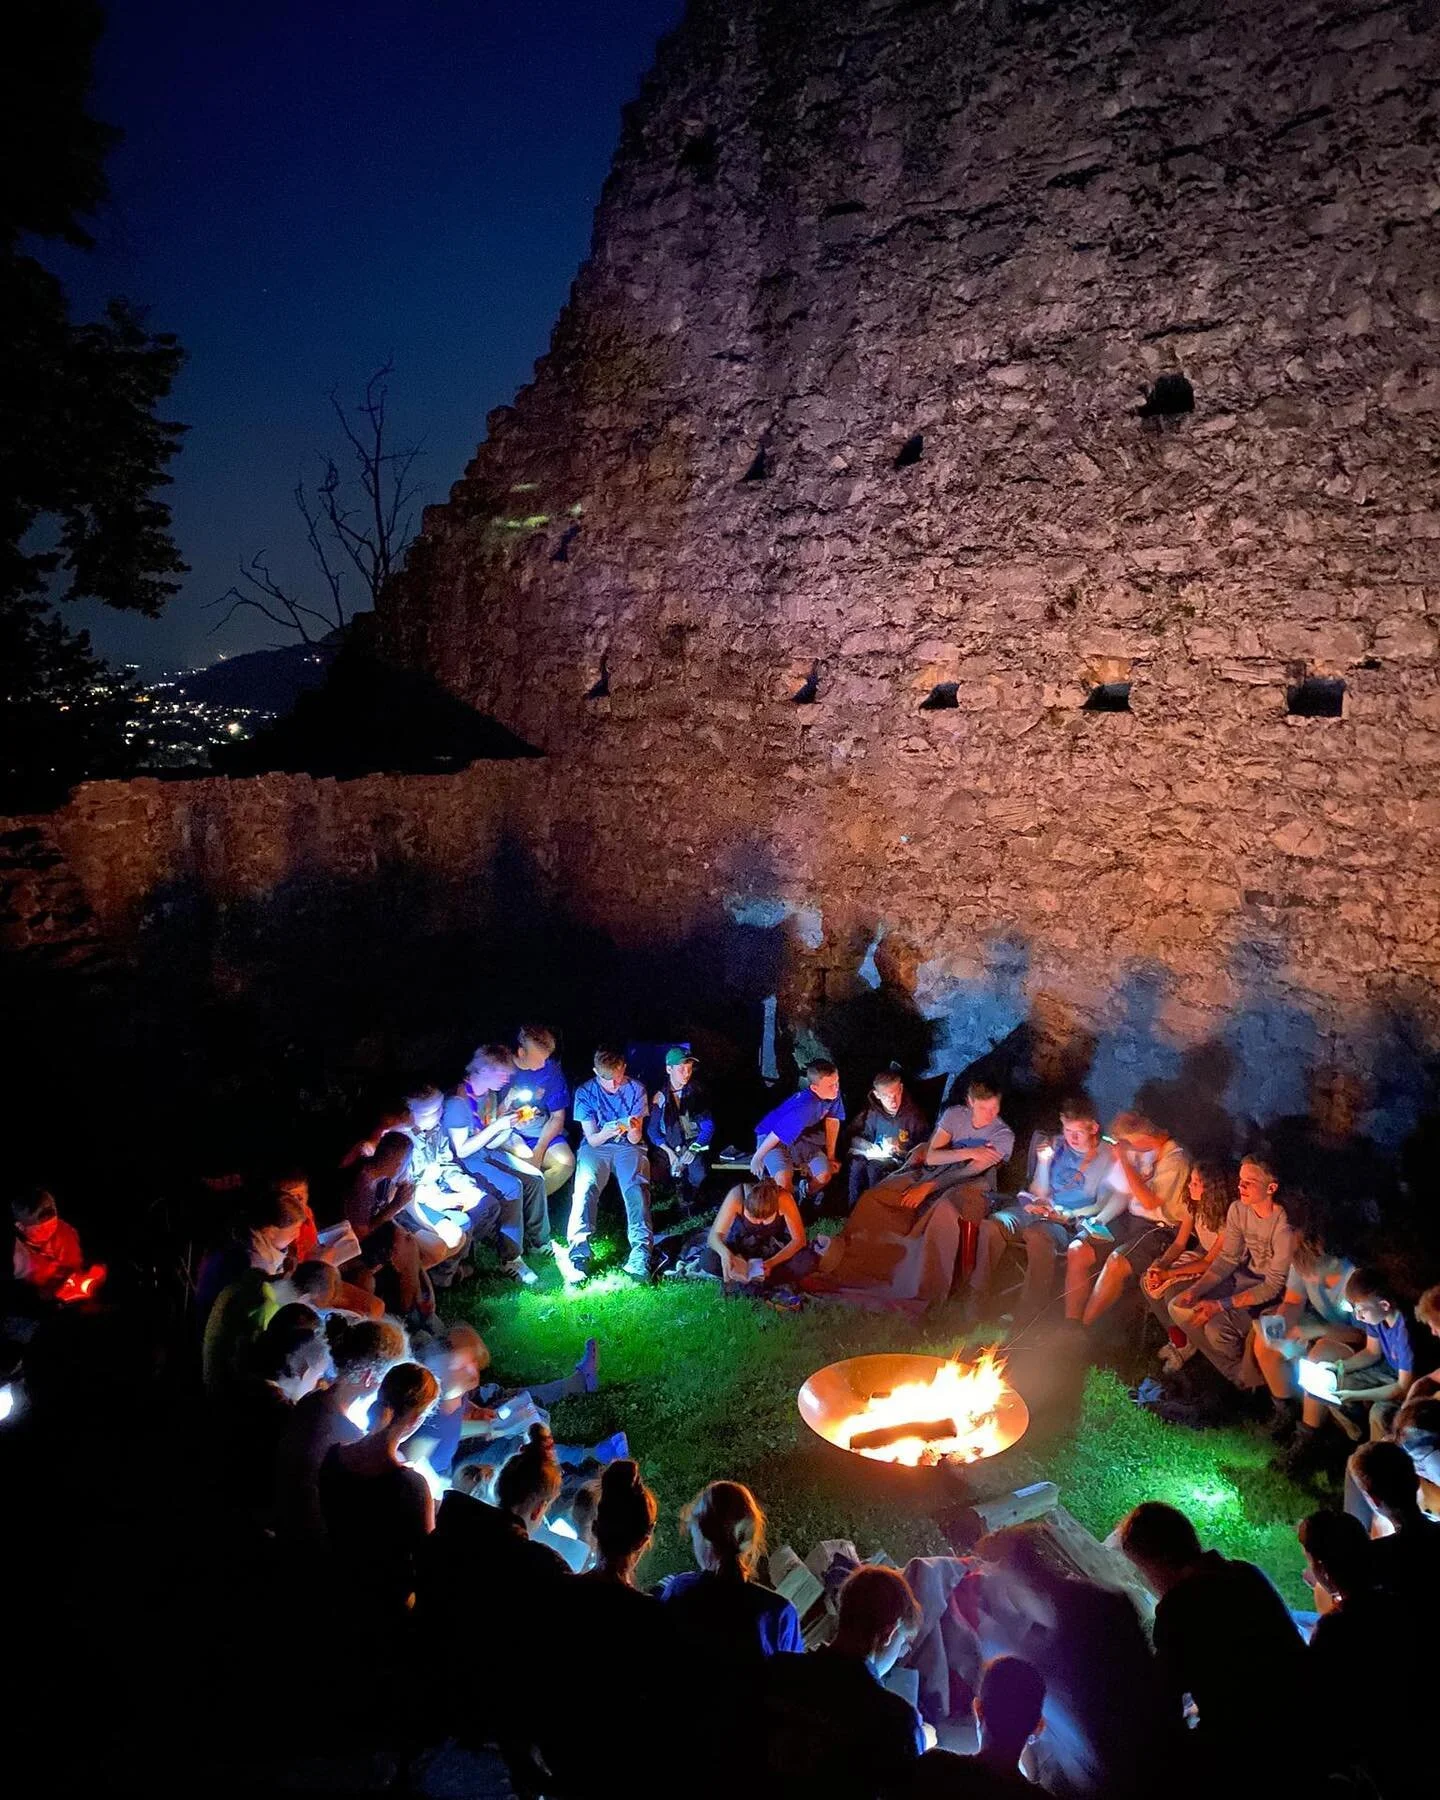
11, 1187, 91, 1300
911, 1655, 1047, 1798
1287, 1265, 1416, 1474
202, 1258, 339, 1392
407, 1321, 603, 1484
1140, 1160, 1233, 1372
752, 1059, 844, 1207
1246, 1228, 1361, 1440
698, 1178, 817, 1291
970, 1095, 1119, 1323
567, 1047, 655, 1282
763, 1565, 926, 1799
655, 1479, 802, 1663
647, 1047, 714, 1200
846, 1069, 929, 1210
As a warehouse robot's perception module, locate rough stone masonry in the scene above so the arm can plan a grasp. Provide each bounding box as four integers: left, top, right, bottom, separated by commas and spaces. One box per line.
374, 0, 1440, 1136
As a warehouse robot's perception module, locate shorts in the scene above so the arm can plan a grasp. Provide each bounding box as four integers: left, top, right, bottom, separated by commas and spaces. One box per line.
1107, 1213, 1174, 1276
1336, 1363, 1398, 1393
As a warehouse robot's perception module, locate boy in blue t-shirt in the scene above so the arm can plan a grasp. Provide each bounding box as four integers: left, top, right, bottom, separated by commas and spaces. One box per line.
1287, 1264, 1415, 1475
501, 1023, 576, 1200
751, 1058, 845, 1206
566, 1048, 654, 1282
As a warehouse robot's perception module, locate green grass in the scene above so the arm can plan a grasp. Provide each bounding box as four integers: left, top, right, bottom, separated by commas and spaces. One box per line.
1044, 1367, 1311, 1605
453, 1245, 1314, 1605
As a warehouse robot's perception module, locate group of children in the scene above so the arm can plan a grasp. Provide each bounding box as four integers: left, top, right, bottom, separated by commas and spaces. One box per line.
8, 1028, 1440, 1797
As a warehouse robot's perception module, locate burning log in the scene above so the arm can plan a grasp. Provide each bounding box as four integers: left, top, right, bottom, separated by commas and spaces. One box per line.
849, 1416, 958, 1454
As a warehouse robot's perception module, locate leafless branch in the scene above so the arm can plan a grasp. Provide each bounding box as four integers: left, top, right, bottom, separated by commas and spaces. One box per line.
206, 552, 341, 643
213, 360, 425, 643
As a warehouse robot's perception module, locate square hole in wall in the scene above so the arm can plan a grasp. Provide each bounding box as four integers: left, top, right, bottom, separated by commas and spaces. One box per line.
1082, 681, 1131, 712
1287, 677, 1345, 718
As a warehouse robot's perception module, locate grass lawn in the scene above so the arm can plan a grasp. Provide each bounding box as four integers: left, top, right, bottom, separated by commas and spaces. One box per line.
453, 1239, 1317, 1606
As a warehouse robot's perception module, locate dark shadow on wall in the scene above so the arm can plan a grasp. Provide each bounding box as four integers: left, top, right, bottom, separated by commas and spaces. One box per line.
809, 927, 943, 1113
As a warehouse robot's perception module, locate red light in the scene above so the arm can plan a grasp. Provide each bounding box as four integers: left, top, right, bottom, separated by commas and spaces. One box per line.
56, 1264, 107, 1303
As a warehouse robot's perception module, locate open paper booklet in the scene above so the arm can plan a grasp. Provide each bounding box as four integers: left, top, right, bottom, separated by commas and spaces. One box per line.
490, 1391, 547, 1436
316, 1221, 361, 1267
1298, 1357, 1340, 1401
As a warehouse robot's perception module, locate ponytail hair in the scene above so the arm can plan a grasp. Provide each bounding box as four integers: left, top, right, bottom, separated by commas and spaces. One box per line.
683, 1479, 765, 1580
593, 1458, 658, 1567
495, 1422, 562, 1519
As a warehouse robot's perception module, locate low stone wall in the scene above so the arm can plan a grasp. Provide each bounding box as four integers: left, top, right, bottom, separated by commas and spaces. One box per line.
3, 754, 1437, 1162
1, 766, 537, 963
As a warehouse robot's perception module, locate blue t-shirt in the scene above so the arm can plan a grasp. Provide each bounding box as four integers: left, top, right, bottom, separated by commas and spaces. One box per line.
757, 1087, 845, 1147
1044, 1138, 1117, 1215
573, 1076, 648, 1133
1368, 1312, 1413, 1375
418, 1400, 466, 1476
654, 1568, 803, 1659
501, 1059, 570, 1144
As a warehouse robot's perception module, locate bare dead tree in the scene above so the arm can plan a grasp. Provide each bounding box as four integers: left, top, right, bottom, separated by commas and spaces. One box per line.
210, 361, 424, 645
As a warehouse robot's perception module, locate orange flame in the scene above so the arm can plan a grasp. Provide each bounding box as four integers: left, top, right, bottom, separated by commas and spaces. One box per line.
837, 1348, 1012, 1466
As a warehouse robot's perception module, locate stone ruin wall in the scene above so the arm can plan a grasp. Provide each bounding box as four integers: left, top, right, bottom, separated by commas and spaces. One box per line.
376, 0, 1440, 1134
4, 0, 1439, 1145
0, 767, 533, 965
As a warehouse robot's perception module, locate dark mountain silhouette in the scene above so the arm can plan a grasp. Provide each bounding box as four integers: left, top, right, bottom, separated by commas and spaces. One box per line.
168, 632, 344, 713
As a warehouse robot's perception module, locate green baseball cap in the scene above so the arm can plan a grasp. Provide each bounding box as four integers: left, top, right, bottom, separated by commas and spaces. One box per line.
665, 1046, 696, 1067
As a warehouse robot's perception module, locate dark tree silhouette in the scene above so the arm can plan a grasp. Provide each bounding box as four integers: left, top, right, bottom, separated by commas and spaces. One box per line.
0, 1, 186, 808
212, 361, 423, 645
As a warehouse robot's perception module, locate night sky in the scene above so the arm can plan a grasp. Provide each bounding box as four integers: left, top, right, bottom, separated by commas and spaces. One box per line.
54, 0, 684, 674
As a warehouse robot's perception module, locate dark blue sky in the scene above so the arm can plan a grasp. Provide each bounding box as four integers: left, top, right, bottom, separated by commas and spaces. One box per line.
57, 0, 684, 673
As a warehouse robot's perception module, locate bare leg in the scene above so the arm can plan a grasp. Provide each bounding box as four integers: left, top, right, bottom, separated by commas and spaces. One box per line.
1064, 1239, 1096, 1321
1082, 1252, 1133, 1327
1251, 1330, 1294, 1400
410, 1223, 461, 1270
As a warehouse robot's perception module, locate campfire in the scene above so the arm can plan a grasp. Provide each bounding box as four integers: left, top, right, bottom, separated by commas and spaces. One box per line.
798, 1350, 1029, 1471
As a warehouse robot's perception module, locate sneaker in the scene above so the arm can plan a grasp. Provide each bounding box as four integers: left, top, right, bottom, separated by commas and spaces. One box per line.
556, 1245, 589, 1286
574, 1338, 599, 1393
622, 1257, 656, 1285
1268, 1399, 1301, 1444
499, 1258, 540, 1288
530, 1240, 558, 1260
1158, 1343, 1195, 1374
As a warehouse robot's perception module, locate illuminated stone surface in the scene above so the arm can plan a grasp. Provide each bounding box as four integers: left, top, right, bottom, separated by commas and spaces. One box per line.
5, 2, 1440, 1135
373, 0, 1440, 1122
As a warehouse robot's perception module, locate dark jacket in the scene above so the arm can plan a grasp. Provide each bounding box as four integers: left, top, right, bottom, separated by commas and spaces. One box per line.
647, 1077, 714, 1154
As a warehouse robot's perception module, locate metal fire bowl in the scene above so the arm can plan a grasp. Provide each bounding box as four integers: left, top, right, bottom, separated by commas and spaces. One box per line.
797, 1352, 1031, 1505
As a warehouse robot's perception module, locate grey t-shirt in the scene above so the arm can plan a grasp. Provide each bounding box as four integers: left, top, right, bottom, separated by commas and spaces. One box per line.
933, 1105, 1016, 1189
1192, 1201, 1295, 1306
